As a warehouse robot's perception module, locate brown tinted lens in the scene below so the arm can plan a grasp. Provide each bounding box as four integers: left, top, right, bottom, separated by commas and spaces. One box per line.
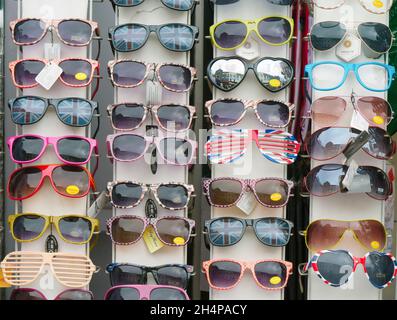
357, 96, 391, 127
254, 179, 289, 207
352, 220, 386, 251
306, 220, 347, 251
52, 165, 89, 197
8, 167, 42, 199
111, 216, 145, 244
156, 218, 190, 245
311, 97, 346, 127
208, 179, 242, 206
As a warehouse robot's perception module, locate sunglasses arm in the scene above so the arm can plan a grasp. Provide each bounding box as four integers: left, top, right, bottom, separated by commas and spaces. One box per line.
297, 262, 309, 294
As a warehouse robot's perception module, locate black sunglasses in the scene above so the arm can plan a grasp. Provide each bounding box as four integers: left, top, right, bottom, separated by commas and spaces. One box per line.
109, 0, 198, 11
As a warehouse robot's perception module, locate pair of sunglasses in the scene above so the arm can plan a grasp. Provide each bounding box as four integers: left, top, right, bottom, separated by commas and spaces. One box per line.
105, 285, 189, 300
108, 60, 196, 92
106, 263, 194, 289
7, 135, 98, 165
203, 177, 294, 208
8, 213, 99, 245
9, 58, 99, 89
210, 0, 294, 5
8, 96, 99, 127
301, 219, 386, 252
204, 217, 294, 247
205, 129, 300, 165
109, 23, 198, 52
106, 215, 195, 246
107, 133, 196, 165
107, 181, 194, 210
107, 103, 196, 132
304, 250, 397, 289
312, 0, 393, 14
206, 99, 294, 128
305, 61, 396, 92
304, 164, 392, 200
110, 0, 197, 11
10, 288, 93, 300
305, 127, 395, 161
10, 18, 99, 47
210, 16, 294, 51
202, 259, 293, 290
7, 164, 96, 201
208, 56, 294, 92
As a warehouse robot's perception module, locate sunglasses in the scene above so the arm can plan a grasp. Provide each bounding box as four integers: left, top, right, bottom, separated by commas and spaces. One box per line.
301, 219, 387, 252
109, 23, 198, 52
108, 60, 196, 92
104, 284, 190, 300
106, 215, 195, 246
304, 164, 392, 200
107, 102, 196, 132
311, 95, 394, 128
204, 217, 294, 247
107, 181, 194, 210
203, 177, 294, 208
305, 127, 395, 161
7, 164, 96, 201
309, 21, 393, 54
205, 129, 300, 165
106, 263, 194, 289
205, 99, 294, 128
202, 259, 293, 290
10, 18, 99, 46
0, 251, 97, 287
207, 56, 294, 92
8, 213, 100, 245
304, 250, 397, 289
8, 96, 99, 127
312, 0, 393, 14
10, 288, 94, 300
210, 0, 294, 5
106, 133, 196, 165
9, 58, 99, 89
210, 16, 294, 50
110, 0, 197, 11
305, 61, 396, 92
7, 135, 98, 165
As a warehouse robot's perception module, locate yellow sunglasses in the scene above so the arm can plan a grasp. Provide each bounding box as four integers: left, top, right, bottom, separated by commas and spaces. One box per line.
8, 213, 100, 245
209, 16, 294, 51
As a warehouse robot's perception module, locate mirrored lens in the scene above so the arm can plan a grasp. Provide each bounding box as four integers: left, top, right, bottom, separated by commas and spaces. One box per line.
157, 105, 191, 131
112, 134, 146, 161
112, 61, 147, 87
254, 261, 287, 288
52, 165, 90, 197
162, 0, 194, 10
156, 218, 190, 245
316, 251, 354, 286
58, 20, 92, 45
258, 17, 292, 44
111, 216, 145, 244
157, 184, 189, 209
109, 264, 145, 286
157, 266, 188, 288
150, 288, 187, 300
158, 64, 192, 92
8, 166, 42, 199
255, 58, 293, 92
305, 164, 346, 196
111, 182, 143, 207
208, 218, 244, 246
365, 253, 395, 287
58, 216, 92, 243
158, 24, 195, 51
310, 21, 346, 51
208, 261, 241, 288
254, 179, 289, 207
159, 138, 193, 165
14, 60, 45, 86
213, 20, 247, 49
208, 179, 243, 206
208, 58, 246, 91
59, 60, 92, 86
10, 96, 47, 125
112, 24, 148, 52
311, 96, 346, 127
256, 101, 290, 127
57, 137, 91, 163
363, 127, 394, 160
57, 98, 94, 126
14, 19, 45, 44
12, 136, 44, 162
106, 287, 140, 300
13, 214, 46, 241
255, 218, 291, 246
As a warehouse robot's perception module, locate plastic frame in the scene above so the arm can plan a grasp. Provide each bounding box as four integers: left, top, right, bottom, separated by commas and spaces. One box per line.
312, 0, 393, 14
210, 0, 295, 5
109, 0, 198, 11
104, 284, 190, 300
10, 288, 94, 300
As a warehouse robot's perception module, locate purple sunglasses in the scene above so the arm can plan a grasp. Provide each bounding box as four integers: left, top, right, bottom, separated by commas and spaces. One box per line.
10, 288, 94, 300
104, 284, 190, 300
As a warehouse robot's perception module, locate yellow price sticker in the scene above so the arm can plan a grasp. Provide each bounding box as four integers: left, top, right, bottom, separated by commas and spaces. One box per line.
66, 185, 80, 195
372, 116, 385, 125
75, 72, 88, 81
371, 241, 380, 250
270, 193, 282, 202
143, 226, 164, 253
269, 79, 281, 88
373, 0, 384, 7
0, 268, 11, 288
173, 237, 185, 245
270, 276, 282, 285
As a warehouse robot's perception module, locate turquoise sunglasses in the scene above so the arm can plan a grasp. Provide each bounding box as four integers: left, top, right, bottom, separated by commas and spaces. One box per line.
305, 61, 395, 92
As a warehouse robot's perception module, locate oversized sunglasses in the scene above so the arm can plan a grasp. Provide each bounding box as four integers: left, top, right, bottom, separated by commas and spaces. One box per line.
109, 23, 198, 52
7, 164, 96, 201
310, 95, 394, 128
8, 96, 99, 127
304, 164, 392, 200
202, 259, 293, 290
0, 251, 97, 288
301, 219, 387, 252
10, 18, 99, 46
205, 98, 294, 128
106, 263, 194, 289
210, 16, 294, 50
304, 250, 397, 289
107, 102, 196, 132
210, 0, 294, 5
204, 217, 294, 247
10, 288, 94, 300
8, 213, 100, 245
108, 59, 196, 92
207, 56, 294, 92
106, 133, 197, 165
106, 215, 195, 246
312, 0, 393, 14
109, 0, 197, 11
104, 284, 190, 300
203, 177, 294, 208
205, 129, 300, 165
7, 135, 98, 165
305, 126, 395, 161
107, 181, 194, 210
309, 21, 393, 55
9, 58, 99, 89
304, 61, 396, 92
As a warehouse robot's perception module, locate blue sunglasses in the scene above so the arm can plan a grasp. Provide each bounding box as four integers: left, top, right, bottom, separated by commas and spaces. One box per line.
305, 61, 396, 92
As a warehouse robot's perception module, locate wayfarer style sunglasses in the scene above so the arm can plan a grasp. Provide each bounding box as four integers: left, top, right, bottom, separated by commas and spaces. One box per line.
312, 0, 393, 14
109, 0, 198, 11
104, 284, 190, 300
10, 288, 94, 300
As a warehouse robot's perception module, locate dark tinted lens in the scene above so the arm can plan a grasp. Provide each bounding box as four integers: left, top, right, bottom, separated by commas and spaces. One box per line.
52, 165, 90, 197
56, 290, 93, 300
109, 265, 145, 286
157, 184, 188, 208
157, 105, 191, 130
159, 138, 193, 165
158, 24, 195, 51
256, 101, 290, 127
254, 179, 289, 206
208, 179, 242, 206
310, 21, 346, 51
358, 22, 392, 53
214, 21, 246, 49
111, 103, 145, 130
13, 214, 46, 241
150, 288, 187, 300
306, 164, 346, 196
157, 266, 189, 289
162, 0, 194, 10
8, 166, 42, 199
208, 58, 246, 91
255, 58, 293, 92
59, 60, 92, 86
57, 98, 94, 126
316, 251, 354, 286
14, 19, 45, 44
112, 134, 146, 161
111, 216, 145, 244
258, 17, 292, 44
106, 287, 140, 300
112, 24, 147, 52
10, 289, 45, 300
113, 0, 143, 6
58, 216, 92, 243
210, 100, 244, 125
156, 218, 190, 245
58, 20, 92, 45
267, 0, 294, 4
208, 261, 241, 288
158, 64, 192, 92
14, 60, 45, 86
111, 182, 143, 207
112, 61, 146, 86
363, 127, 394, 160
212, 0, 239, 3
10, 96, 47, 125
254, 261, 287, 288
12, 136, 44, 162
254, 218, 291, 246
365, 253, 395, 288
57, 137, 91, 163
208, 218, 244, 246
358, 166, 390, 200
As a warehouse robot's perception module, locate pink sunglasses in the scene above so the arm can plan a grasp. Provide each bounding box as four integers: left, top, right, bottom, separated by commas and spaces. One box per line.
104, 285, 190, 300
10, 288, 94, 300
7, 134, 97, 165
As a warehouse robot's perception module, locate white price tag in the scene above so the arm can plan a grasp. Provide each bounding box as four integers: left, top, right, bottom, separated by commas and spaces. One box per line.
235, 37, 260, 61
350, 110, 369, 132
236, 191, 257, 215
342, 159, 359, 189
44, 43, 61, 60
87, 191, 109, 218
35, 63, 63, 90
336, 34, 361, 62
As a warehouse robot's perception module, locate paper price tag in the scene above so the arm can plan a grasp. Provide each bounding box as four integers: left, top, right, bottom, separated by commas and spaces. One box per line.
342, 159, 359, 190
35, 63, 63, 90
336, 34, 361, 62
235, 37, 260, 61
350, 110, 369, 132
236, 191, 257, 215
0, 268, 11, 288
143, 226, 164, 253
87, 191, 109, 218
44, 43, 61, 60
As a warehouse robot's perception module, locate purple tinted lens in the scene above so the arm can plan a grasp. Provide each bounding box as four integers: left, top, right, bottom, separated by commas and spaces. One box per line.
306, 164, 346, 196
157, 266, 188, 289
113, 24, 148, 52
58, 20, 92, 45
157, 184, 189, 208
58, 216, 92, 243
106, 287, 140, 300
159, 138, 192, 165
56, 290, 93, 300
210, 100, 244, 125
150, 288, 187, 300
14, 60, 45, 86
158, 64, 192, 92
10, 289, 46, 300
12, 136, 44, 162
112, 61, 147, 87
14, 19, 45, 44
258, 17, 292, 44
208, 261, 241, 288
254, 261, 287, 288
13, 214, 46, 241
111, 182, 143, 207
256, 101, 290, 127
363, 127, 394, 159
110, 265, 145, 286
157, 105, 191, 130
112, 103, 145, 130
111, 217, 145, 244
59, 60, 92, 86
214, 21, 247, 49
112, 134, 146, 161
